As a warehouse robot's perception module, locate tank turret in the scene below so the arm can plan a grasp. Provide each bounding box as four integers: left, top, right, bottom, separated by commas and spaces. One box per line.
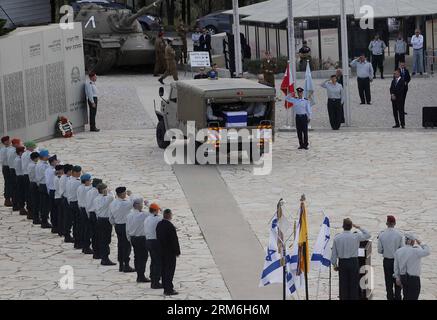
122, 0, 163, 27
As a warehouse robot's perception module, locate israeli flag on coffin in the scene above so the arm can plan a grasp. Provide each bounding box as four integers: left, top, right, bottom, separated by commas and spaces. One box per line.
224, 111, 247, 128
259, 215, 296, 295
310, 215, 331, 271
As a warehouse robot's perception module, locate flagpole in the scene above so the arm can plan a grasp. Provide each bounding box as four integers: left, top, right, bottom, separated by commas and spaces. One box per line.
232, 0, 243, 77
329, 264, 332, 300
277, 199, 287, 301
287, 0, 296, 129
315, 268, 321, 300
340, 0, 351, 126
300, 194, 309, 300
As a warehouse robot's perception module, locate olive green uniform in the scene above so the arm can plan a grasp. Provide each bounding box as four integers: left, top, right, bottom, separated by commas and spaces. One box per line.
160, 44, 179, 82
154, 37, 166, 76
261, 58, 276, 87
177, 23, 188, 64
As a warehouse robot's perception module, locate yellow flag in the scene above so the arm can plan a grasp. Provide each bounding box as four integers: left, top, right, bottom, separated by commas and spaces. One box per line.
297, 199, 310, 275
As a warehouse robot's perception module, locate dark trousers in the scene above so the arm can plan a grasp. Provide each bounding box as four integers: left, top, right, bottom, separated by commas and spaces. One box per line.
30, 182, 40, 222
357, 77, 371, 104
23, 175, 30, 211
16, 175, 26, 209
392, 99, 405, 127
2, 165, 11, 199
63, 198, 73, 238
70, 201, 82, 247
89, 212, 99, 256
97, 217, 112, 259
395, 53, 405, 70
55, 198, 64, 235
131, 236, 148, 280
146, 239, 162, 286
9, 169, 18, 208
88, 97, 98, 130
49, 190, 57, 230
327, 99, 342, 130
372, 54, 384, 77
81, 208, 91, 249
383, 258, 402, 300
338, 258, 360, 300
115, 224, 131, 265
295, 114, 309, 148
400, 274, 421, 300
162, 254, 177, 294
38, 184, 50, 222
403, 86, 409, 112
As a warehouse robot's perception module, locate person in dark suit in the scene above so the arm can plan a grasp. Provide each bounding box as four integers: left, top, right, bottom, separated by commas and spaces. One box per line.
390, 69, 406, 129
156, 209, 180, 296
199, 28, 212, 63
399, 62, 411, 115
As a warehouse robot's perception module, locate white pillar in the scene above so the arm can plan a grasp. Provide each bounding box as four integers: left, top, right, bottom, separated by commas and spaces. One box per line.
340, 0, 351, 126
287, 0, 296, 82
232, 0, 243, 77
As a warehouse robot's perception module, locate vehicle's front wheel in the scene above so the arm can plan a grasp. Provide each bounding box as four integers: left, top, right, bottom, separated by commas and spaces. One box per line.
156, 120, 170, 149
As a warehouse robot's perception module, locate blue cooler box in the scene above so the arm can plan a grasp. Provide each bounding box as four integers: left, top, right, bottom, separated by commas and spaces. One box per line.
224, 111, 247, 128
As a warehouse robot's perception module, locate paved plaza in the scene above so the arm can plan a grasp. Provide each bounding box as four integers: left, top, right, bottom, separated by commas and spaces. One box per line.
0, 72, 436, 300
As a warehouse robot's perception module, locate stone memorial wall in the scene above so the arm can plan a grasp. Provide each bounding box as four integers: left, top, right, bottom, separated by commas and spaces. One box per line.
0, 23, 87, 141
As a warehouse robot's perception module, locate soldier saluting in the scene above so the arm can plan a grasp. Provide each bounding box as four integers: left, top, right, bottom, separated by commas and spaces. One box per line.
394, 233, 430, 300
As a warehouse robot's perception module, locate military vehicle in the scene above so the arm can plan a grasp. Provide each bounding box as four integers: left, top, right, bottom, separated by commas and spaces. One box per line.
155, 78, 275, 162
74, 0, 179, 73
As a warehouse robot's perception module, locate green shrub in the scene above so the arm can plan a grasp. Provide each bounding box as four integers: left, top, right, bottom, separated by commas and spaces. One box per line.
244, 56, 289, 75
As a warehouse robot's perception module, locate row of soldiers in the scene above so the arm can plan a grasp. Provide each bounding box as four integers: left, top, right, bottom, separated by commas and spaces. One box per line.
0, 136, 180, 296
331, 216, 430, 300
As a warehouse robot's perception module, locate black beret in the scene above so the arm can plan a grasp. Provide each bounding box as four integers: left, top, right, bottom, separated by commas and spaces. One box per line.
72, 165, 82, 172
63, 164, 73, 173
92, 178, 103, 188
55, 165, 64, 171
48, 155, 57, 163
30, 152, 40, 160
116, 186, 127, 194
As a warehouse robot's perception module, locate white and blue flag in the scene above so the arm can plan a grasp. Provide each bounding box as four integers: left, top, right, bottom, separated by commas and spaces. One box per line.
259, 213, 296, 296
304, 62, 316, 106
310, 214, 331, 271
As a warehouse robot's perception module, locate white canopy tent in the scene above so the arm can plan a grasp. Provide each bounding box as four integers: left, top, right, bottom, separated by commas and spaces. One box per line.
225, 0, 437, 24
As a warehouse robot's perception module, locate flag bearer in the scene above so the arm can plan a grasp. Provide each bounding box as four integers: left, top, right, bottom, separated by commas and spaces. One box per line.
28, 152, 40, 224
377, 215, 404, 300
35, 149, 51, 229
22, 141, 38, 220
94, 183, 116, 266
0, 136, 12, 207
285, 87, 312, 150
13, 146, 27, 216
60, 164, 73, 242
144, 203, 163, 289
85, 178, 103, 259
126, 195, 151, 283
66, 165, 82, 249
77, 173, 93, 254
331, 218, 371, 300
53, 165, 65, 236
394, 233, 430, 300
46, 155, 59, 234
109, 186, 135, 273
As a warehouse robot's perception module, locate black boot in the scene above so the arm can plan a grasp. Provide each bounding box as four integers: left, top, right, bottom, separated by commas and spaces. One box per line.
41, 221, 52, 229
123, 265, 135, 273
64, 235, 75, 243
82, 247, 94, 255
101, 258, 116, 266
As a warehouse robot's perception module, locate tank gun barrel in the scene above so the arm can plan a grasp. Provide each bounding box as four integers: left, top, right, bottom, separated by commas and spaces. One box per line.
123, 0, 163, 26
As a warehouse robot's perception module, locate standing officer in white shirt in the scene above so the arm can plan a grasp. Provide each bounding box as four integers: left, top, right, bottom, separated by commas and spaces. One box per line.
14, 146, 27, 216
331, 218, 371, 300
126, 196, 151, 283
85, 178, 103, 259
350, 54, 374, 105
59, 164, 73, 242
394, 33, 407, 70
377, 215, 404, 300
77, 173, 94, 254
66, 166, 83, 249
144, 203, 163, 289
285, 87, 312, 150
93, 183, 116, 266
28, 152, 40, 225
35, 149, 51, 229
53, 164, 65, 237
1, 136, 12, 207
84, 71, 100, 132
46, 155, 59, 234
109, 186, 135, 273
411, 29, 424, 75
8, 138, 22, 211
368, 34, 387, 79
394, 233, 430, 300
22, 141, 38, 219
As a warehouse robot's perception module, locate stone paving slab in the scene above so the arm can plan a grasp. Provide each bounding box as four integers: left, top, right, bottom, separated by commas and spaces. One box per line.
0, 130, 230, 300
218, 130, 437, 300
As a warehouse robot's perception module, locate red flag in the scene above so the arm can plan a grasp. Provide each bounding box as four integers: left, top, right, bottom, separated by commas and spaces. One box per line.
280, 63, 295, 109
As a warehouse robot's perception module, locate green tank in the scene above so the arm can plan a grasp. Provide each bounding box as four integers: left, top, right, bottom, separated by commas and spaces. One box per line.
75, 0, 181, 74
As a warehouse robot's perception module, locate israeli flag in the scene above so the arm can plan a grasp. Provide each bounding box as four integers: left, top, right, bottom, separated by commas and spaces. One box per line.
259, 215, 296, 295
304, 62, 316, 106
310, 215, 331, 271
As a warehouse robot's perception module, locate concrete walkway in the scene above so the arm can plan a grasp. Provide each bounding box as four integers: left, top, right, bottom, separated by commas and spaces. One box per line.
173, 165, 280, 300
